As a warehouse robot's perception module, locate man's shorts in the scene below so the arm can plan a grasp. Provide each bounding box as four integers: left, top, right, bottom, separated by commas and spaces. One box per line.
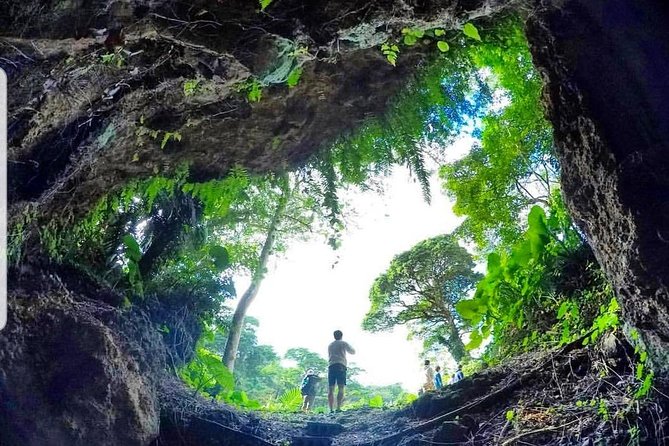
328, 363, 347, 386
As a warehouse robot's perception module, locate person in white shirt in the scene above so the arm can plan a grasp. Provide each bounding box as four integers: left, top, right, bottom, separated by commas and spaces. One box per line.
327, 330, 355, 413
423, 360, 435, 392
450, 364, 464, 385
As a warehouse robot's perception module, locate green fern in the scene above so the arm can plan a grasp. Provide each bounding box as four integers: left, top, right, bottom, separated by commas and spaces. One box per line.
279, 388, 303, 411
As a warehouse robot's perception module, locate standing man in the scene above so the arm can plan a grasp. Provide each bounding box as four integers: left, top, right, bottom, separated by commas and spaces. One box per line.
327, 330, 355, 413
423, 360, 435, 392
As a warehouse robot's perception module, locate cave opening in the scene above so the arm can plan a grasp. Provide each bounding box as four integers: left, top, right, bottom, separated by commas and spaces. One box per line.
3, 0, 669, 445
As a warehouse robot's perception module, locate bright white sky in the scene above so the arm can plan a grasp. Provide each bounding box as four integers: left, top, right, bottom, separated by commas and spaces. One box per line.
230, 137, 475, 392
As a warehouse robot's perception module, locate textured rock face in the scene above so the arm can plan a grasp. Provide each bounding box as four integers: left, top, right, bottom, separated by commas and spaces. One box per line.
0, 276, 164, 445
527, 0, 669, 375
2, 0, 512, 222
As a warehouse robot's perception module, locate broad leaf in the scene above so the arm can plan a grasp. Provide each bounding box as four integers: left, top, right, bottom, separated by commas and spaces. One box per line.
122, 234, 142, 262
463, 23, 481, 41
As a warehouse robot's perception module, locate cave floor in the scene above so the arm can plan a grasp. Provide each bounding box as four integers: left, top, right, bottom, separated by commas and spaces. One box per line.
240, 336, 668, 446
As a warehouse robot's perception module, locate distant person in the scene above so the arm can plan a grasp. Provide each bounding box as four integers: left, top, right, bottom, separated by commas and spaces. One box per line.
434, 365, 443, 390
327, 330, 355, 413
423, 360, 435, 392
300, 369, 321, 412
450, 365, 464, 385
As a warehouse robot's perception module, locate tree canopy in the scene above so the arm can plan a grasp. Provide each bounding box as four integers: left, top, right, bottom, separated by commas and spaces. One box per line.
363, 234, 481, 362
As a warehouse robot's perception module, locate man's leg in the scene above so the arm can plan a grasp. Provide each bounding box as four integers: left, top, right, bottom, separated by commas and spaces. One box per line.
336, 384, 345, 410
306, 394, 315, 411
328, 386, 335, 411
301, 394, 309, 411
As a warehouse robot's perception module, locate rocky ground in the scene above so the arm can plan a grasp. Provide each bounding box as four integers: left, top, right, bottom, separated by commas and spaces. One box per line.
203, 334, 669, 445
1, 266, 668, 446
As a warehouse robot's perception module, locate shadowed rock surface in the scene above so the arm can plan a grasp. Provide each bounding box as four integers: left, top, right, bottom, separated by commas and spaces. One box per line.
527, 0, 669, 377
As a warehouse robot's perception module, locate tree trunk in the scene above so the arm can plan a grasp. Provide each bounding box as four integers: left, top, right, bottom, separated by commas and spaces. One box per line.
526, 0, 669, 378
222, 176, 290, 372
445, 319, 469, 364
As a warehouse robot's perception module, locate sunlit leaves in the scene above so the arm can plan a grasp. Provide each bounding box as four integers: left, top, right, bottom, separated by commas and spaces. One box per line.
456, 201, 616, 360
440, 19, 555, 251
286, 66, 303, 88
437, 41, 450, 52
183, 79, 200, 96
247, 79, 263, 102
463, 23, 481, 41
381, 43, 400, 66
369, 395, 384, 408
402, 28, 425, 46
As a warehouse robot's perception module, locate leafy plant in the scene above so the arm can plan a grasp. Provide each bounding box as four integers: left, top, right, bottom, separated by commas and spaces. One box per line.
183, 79, 201, 96
629, 329, 654, 399
278, 388, 303, 411
122, 234, 143, 297
456, 198, 615, 361
247, 79, 263, 102
369, 395, 384, 409
381, 43, 400, 66
401, 28, 425, 46
462, 23, 481, 41
259, 0, 272, 11
286, 66, 303, 88
160, 131, 182, 149
101, 48, 125, 67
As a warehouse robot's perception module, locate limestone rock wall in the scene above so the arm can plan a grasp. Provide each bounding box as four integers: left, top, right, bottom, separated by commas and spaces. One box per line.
527, 0, 669, 375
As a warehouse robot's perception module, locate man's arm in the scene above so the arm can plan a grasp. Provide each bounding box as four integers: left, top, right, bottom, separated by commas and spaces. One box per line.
346, 342, 356, 354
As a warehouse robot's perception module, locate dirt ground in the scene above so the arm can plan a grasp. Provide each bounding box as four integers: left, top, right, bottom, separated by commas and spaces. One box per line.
227, 334, 668, 446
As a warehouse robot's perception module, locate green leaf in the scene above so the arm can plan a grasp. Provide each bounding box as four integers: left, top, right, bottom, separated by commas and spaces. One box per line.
210, 245, 230, 271
463, 23, 481, 41
122, 234, 141, 262
437, 41, 450, 52
229, 390, 249, 405
557, 301, 570, 319
456, 299, 483, 323
201, 353, 235, 392
259, 0, 272, 11
247, 80, 263, 102
466, 329, 483, 350
527, 206, 548, 236
505, 410, 515, 421
279, 388, 303, 410
160, 132, 170, 149
369, 395, 383, 408
286, 66, 303, 88
403, 35, 418, 46
434, 29, 446, 37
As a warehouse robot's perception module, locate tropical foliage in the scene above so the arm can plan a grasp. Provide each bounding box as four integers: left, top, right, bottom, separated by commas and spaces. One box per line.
363, 234, 481, 362
456, 197, 616, 361
179, 318, 410, 412
15, 10, 640, 419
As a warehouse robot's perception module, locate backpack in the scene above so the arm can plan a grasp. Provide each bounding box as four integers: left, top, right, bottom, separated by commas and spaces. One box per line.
300, 374, 316, 394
